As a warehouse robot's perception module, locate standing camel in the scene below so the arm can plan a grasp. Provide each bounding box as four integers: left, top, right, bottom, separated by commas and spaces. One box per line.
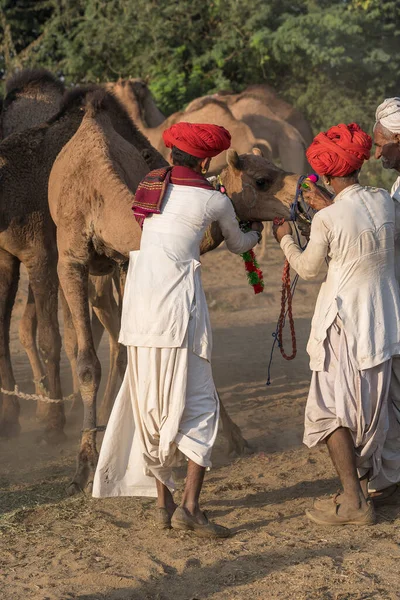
0, 83, 163, 442
0, 69, 66, 407
109, 79, 272, 174
1, 70, 126, 415
49, 88, 300, 494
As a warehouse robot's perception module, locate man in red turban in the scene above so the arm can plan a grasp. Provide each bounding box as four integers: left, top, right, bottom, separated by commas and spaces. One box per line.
163, 122, 231, 159
132, 123, 232, 226
95, 120, 262, 539
272, 123, 400, 526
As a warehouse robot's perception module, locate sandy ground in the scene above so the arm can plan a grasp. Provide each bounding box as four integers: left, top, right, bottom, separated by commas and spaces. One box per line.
1, 236, 400, 600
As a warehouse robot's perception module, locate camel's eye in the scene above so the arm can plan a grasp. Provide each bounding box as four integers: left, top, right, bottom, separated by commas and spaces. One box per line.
255, 178, 267, 187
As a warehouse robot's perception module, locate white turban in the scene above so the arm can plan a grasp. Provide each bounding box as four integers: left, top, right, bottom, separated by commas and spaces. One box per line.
375, 97, 400, 134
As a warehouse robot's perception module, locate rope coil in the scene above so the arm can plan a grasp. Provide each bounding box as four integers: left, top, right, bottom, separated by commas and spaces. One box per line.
266, 175, 316, 384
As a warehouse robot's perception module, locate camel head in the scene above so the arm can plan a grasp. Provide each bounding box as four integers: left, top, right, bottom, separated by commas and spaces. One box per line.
219, 149, 297, 221
111, 78, 164, 127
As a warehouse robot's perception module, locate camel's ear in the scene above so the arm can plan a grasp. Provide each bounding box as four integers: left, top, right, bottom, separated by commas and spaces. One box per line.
252, 147, 263, 157
227, 149, 241, 171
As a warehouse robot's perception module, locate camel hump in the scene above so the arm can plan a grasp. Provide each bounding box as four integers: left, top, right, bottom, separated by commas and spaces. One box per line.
5, 68, 65, 102
185, 96, 233, 115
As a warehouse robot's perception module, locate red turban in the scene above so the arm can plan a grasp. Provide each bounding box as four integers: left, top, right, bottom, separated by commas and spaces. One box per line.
306, 123, 372, 177
163, 122, 231, 158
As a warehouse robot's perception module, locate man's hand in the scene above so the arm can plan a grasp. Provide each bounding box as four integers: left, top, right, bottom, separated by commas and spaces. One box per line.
302, 181, 333, 211
273, 219, 292, 243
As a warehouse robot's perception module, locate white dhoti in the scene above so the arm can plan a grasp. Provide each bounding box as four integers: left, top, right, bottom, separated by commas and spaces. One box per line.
92, 316, 219, 498
304, 319, 400, 490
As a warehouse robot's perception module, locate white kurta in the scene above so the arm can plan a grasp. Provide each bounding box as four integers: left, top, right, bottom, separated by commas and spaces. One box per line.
93, 183, 258, 498
280, 184, 400, 491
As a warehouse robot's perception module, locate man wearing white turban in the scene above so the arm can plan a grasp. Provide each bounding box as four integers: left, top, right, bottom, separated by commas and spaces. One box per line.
371, 97, 400, 502
374, 97, 400, 200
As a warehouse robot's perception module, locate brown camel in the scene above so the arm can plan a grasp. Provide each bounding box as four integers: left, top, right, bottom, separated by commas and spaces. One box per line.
0, 82, 163, 443
0, 68, 65, 139
109, 79, 272, 174
0, 71, 125, 431
0, 69, 70, 411
1, 70, 127, 413
242, 84, 314, 145
49, 88, 298, 494
186, 85, 313, 146
186, 93, 309, 174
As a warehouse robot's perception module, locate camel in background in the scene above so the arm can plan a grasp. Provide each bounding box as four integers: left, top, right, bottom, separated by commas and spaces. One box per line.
186, 91, 309, 174
242, 84, 313, 145
108, 79, 272, 173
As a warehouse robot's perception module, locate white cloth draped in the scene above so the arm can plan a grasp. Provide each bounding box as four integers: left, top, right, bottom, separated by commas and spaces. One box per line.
304, 319, 395, 483
92, 315, 219, 497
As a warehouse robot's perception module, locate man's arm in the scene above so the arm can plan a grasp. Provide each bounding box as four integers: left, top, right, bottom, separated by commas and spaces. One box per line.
274, 212, 330, 281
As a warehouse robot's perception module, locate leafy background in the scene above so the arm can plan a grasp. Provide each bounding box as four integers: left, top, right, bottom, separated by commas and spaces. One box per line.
1, 0, 399, 187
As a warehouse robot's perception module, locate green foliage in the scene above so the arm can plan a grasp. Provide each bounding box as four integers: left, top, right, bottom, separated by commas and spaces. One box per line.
1, 0, 399, 187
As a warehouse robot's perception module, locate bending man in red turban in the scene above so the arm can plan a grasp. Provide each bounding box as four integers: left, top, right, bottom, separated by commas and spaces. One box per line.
93, 123, 262, 538
273, 123, 400, 526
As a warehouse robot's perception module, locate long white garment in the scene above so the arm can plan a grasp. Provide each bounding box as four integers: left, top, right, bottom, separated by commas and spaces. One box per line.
304, 318, 394, 483
93, 315, 219, 497
93, 183, 258, 498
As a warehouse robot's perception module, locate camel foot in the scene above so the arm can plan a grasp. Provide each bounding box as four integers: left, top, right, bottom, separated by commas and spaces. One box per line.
222, 417, 250, 456
227, 436, 251, 458
67, 481, 83, 496
229, 441, 255, 459
0, 419, 21, 438
67, 430, 98, 495
67, 476, 94, 496
36, 428, 67, 446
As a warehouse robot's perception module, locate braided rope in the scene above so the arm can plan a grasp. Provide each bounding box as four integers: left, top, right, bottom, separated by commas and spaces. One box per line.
277, 260, 297, 360
1, 385, 75, 404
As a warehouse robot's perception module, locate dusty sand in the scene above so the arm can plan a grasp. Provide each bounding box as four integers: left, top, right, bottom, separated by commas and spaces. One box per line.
1, 236, 400, 600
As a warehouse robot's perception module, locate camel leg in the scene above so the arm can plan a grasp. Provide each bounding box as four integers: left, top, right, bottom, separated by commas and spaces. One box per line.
91, 308, 105, 353
0, 250, 21, 438
90, 274, 125, 425
25, 256, 66, 444
18, 285, 48, 421
58, 248, 101, 495
60, 288, 105, 417
218, 393, 250, 456
59, 289, 82, 415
